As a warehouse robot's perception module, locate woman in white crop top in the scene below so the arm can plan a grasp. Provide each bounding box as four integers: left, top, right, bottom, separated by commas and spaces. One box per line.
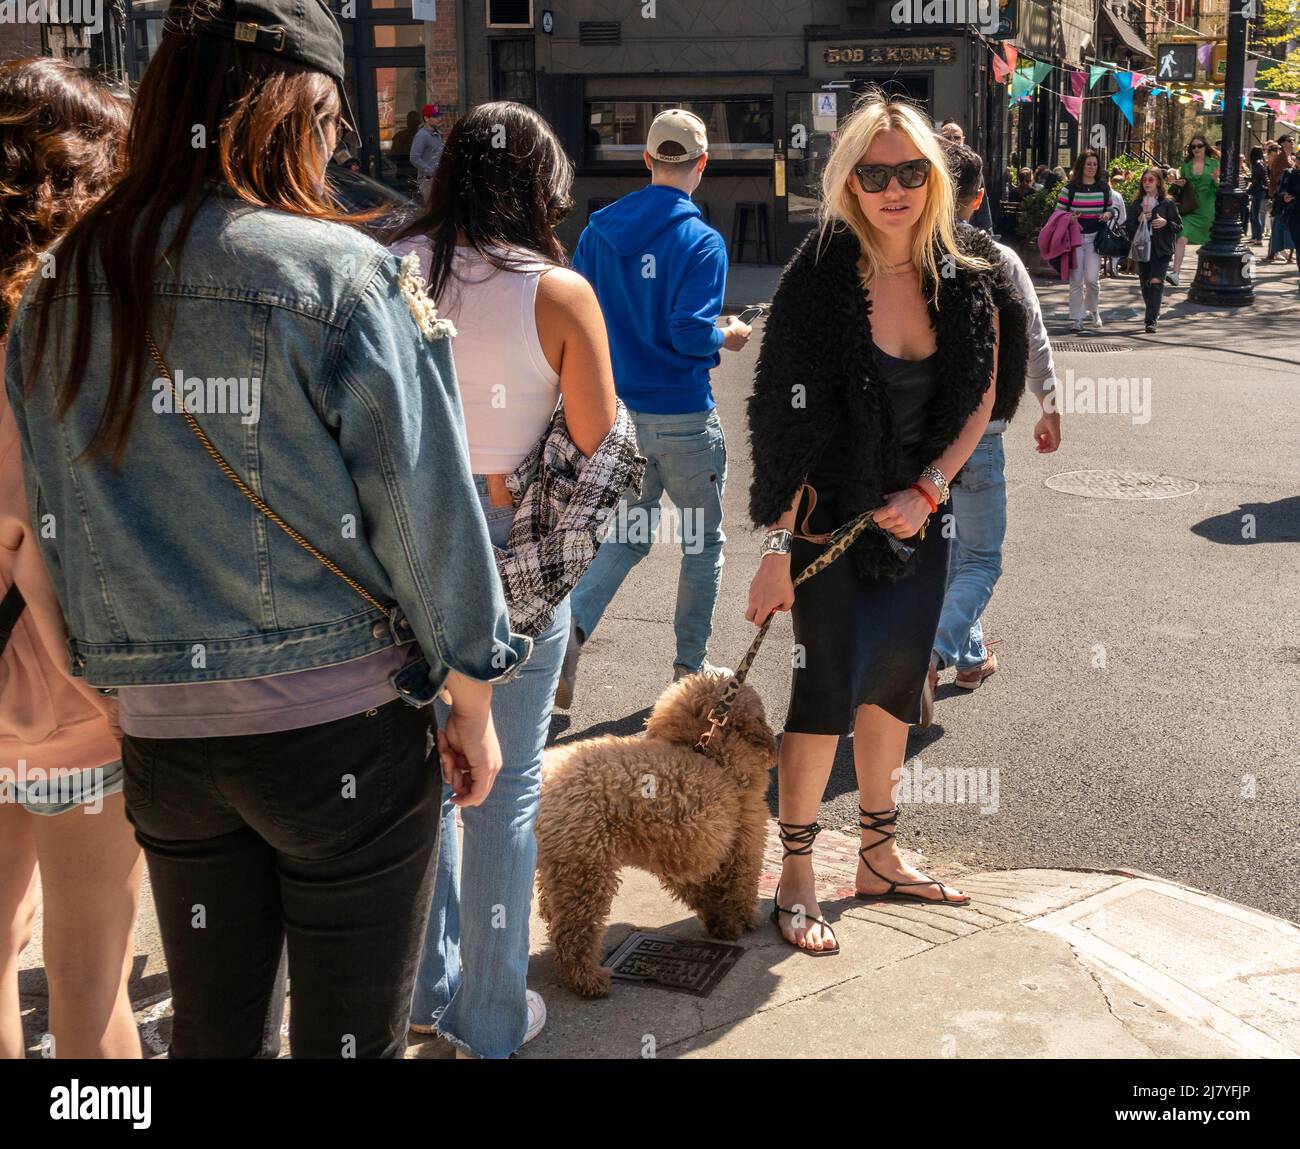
388, 102, 616, 1059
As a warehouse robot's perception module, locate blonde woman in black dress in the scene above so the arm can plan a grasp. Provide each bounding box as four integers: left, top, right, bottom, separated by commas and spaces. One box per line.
747, 93, 1016, 955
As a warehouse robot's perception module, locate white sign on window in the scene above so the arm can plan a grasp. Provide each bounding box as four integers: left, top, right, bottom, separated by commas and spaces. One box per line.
813, 91, 837, 133
413, 0, 437, 19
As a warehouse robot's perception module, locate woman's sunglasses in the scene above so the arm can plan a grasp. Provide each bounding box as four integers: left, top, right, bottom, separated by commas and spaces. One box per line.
853, 158, 932, 193
1191, 142, 1206, 150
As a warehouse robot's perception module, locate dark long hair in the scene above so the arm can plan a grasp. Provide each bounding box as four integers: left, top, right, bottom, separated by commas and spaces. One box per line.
390, 101, 574, 303
25, 0, 366, 465
1070, 149, 1108, 188
1185, 134, 1219, 161
0, 57, 128, 338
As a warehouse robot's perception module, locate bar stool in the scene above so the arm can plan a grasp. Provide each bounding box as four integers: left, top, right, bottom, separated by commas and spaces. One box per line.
730, 201, 771, 263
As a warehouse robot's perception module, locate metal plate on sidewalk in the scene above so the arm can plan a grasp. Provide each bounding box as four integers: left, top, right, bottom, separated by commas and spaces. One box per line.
1045, 469, 1199, 500
1050, 339, 1134, 353
604, 931, 742, 997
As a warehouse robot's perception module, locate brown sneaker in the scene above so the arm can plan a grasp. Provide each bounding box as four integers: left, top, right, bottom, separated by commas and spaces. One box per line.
954, 652, 998, 690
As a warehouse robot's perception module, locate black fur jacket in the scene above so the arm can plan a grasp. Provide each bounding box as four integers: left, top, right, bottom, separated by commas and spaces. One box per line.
747, 222, 1029, 582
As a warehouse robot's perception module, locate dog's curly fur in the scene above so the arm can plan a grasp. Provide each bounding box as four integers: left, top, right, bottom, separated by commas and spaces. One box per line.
536, 672, 777, 998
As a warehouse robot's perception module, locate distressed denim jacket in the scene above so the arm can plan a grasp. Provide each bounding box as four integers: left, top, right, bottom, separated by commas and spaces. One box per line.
3, 186, 529, 697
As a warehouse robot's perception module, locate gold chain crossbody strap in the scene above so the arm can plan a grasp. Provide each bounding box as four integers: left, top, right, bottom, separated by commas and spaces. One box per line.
694, 486, 910, 755
144, 332, 392, 618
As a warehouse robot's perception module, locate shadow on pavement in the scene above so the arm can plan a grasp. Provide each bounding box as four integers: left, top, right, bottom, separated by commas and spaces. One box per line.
1191, 496, 1300, 545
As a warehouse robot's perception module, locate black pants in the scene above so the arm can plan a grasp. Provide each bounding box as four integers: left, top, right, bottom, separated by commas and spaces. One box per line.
123, 700, 439, 1059
1136, 257, 1170, 326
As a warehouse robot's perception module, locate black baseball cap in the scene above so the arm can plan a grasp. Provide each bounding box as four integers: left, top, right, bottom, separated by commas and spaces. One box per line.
176, 0, 355, 133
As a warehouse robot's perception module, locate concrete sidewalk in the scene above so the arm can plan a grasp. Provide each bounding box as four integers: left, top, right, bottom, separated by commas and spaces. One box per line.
400, 822, 1300, 1060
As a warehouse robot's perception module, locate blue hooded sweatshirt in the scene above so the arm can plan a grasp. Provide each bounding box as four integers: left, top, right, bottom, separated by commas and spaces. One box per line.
571, 184, 727, 415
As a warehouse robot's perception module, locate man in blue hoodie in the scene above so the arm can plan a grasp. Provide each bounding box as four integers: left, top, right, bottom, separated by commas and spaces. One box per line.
556, 108, 751, 708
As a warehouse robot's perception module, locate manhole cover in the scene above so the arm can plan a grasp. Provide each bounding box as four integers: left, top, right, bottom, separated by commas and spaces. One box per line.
1045, 470, 1199, 500
1050, 339, 1134, 353
604, 931, 742, 996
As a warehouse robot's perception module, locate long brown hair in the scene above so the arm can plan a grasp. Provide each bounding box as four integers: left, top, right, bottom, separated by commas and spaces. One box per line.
1137, 166, 1168, 201
26, 0, 365, 465
1070, 149, 1108, 188
390, 101, 574, 303
0, 57, 128, 338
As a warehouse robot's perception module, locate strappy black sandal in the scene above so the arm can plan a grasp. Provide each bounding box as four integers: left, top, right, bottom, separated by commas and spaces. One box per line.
770, 819, 840, 957
855, 805, 971, 907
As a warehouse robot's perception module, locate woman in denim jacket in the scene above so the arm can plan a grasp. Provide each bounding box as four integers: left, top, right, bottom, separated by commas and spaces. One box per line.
3, 1, 526, 1059
390, 103, 617, 1058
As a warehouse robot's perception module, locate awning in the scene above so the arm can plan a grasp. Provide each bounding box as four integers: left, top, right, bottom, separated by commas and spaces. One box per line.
1100, 7, 1154, 60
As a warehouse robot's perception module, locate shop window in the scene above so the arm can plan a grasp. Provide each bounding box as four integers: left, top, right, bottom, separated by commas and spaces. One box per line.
586, 99, 773, 164
492, 38, 536, 104
372, 24, 424, 47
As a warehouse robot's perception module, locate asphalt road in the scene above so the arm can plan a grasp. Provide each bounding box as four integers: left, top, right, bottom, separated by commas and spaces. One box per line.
553, 254, 1300, 923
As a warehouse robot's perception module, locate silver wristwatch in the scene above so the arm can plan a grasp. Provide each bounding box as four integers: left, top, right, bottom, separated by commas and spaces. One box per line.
760, 528, 793, 557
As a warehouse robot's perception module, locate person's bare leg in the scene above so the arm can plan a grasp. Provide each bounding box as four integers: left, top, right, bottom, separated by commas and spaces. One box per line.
1171, 236, 1187, 279
852, 704, 967, 903
774, 732, 840, 952
35, 792, 143, 1058
0, 805, 38, 1058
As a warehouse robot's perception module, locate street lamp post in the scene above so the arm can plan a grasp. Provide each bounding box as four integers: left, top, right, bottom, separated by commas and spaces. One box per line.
1189, 0, 1253, 304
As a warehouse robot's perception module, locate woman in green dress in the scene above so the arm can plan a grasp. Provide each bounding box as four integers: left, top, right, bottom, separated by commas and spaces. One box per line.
1170, 134, 1219, 285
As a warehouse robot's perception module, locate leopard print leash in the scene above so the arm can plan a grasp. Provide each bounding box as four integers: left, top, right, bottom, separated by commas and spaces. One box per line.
693, 499, 918, 754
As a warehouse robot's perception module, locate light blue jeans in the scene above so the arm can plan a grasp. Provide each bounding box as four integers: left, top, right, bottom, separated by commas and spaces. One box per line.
932, 432, 1007, 671
410, 477, 570, 1059
571, 407, 726, 672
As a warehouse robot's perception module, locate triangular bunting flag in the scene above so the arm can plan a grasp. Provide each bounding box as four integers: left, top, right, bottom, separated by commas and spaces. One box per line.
1251, 100, 1266, 111
1030, 60, 1052, 86
992, 50, 1013, 84
1197, 43, 1213, 72
1062, 95, 1083, 122
1112, 86, 1135, 124
1070, 70, 1086, 98
1089, 64, 1108, 90
1004, 44, 1018, 73
1010, 68, 1036, 102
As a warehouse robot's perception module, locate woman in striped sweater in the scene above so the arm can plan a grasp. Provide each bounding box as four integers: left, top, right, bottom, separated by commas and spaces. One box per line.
1056, 150, 1126, 333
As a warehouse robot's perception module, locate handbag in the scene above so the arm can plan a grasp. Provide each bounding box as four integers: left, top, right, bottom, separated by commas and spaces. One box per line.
1172, 178, 1198, 216
1094, 216, 1131, 258
1129, 215, 1152, 263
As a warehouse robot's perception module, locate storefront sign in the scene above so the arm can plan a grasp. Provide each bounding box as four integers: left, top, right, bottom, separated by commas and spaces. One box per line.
823, 44, 956, 67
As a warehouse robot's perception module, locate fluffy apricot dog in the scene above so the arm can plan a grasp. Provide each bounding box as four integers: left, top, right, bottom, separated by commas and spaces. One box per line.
536, 672, 777, 997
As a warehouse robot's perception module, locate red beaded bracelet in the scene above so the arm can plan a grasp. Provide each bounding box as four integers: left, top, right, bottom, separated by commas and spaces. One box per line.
909, 482, 938, 514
